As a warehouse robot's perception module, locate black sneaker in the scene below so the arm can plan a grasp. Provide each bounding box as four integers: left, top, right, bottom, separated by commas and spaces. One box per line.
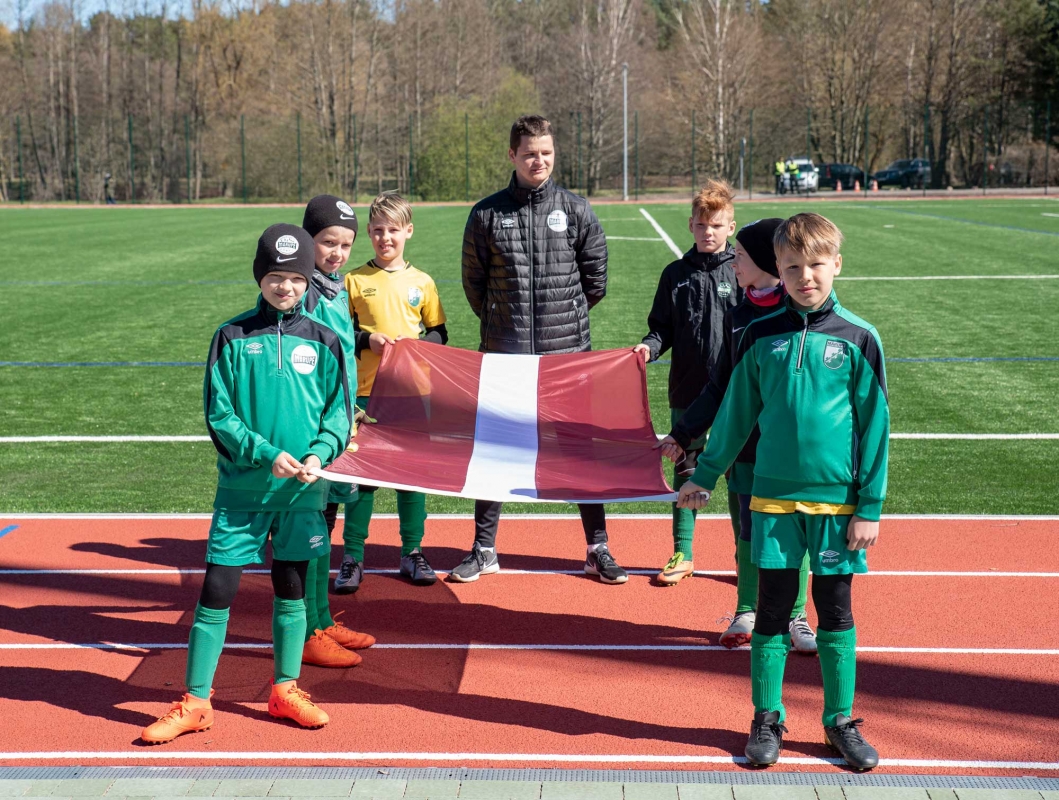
448, 543, 500, 583
745, 710, 786, 766
584, 544, 628, 585
824, 715, 879, 771
333, 555, 363, 595
400, 549, 438, 586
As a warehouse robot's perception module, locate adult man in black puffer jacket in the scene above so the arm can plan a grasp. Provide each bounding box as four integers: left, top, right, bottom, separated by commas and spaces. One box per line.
450, 115, 627, 586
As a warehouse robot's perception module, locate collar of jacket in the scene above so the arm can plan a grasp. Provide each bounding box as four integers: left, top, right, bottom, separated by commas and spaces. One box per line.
683, 243, 734, 269
312, 269, 343, 301
506, 172, 557, 206
785, 289, 838, 325
257, 294, 304, 325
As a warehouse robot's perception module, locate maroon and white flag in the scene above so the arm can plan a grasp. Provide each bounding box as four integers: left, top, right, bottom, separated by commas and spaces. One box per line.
320, 339, 675, 503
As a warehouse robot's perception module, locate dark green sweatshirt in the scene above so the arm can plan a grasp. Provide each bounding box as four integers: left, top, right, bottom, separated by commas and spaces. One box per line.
690, 290, 890, 520
204, 296, 352, 511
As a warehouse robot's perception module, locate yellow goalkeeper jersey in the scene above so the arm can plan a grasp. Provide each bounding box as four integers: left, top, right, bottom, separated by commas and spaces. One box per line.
345, 260, 446, 396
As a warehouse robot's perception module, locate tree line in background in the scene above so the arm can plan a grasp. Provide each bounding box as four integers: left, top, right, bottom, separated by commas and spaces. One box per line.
1, 0, 1057, 203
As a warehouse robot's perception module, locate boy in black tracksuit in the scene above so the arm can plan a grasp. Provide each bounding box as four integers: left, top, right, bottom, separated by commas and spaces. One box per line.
635, 179, 740, 585
658, 219, 815, 654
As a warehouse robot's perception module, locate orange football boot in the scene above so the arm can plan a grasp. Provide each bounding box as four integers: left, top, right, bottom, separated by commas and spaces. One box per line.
302, 629, 363, 667
322, 611, 376, 650
140, 690, 214, 744
268, 681, 329, 728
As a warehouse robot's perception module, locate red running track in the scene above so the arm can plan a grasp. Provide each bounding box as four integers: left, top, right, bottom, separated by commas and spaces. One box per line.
0, 515, 1056, 775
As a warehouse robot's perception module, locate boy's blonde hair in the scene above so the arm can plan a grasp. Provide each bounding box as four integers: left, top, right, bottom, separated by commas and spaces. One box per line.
692, 179, 735, 220
773, 212, 843, 258
369, 191, 412, 227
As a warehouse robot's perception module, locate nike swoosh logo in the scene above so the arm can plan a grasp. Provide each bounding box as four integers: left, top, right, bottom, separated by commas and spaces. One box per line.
276, 257, 297, 263
339, 214, 356, 220
676, 281, 689, 288
733, 327, 745, 334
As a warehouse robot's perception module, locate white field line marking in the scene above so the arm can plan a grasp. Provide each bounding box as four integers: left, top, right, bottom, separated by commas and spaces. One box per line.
0, 751, 1055, 769
3, 567, 1058, 578
1043, 212, 1059, 218
841, 274, 1059, 280
606, 236, 664, 242
2, 513, 1059, 521
6, 433, 1057, 444
638, 208, 684, 258
2, 642, 1057, 655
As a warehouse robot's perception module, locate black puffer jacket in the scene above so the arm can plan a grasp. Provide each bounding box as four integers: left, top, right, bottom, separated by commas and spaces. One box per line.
641, 245, 740, 408
462, 174, 608, 354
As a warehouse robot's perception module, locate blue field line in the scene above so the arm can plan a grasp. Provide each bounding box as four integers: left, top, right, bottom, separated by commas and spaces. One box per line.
0, 525, 19, 540
649, 356, 1059, 366
857, 205, 1059, 237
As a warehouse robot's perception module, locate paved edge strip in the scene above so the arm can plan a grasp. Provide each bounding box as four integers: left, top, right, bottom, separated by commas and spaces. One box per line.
2, 765, 1058, 789
2, 513, 1057, 519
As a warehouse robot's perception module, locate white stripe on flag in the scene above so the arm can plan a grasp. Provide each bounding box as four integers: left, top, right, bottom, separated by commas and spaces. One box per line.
461, 353, 541, 502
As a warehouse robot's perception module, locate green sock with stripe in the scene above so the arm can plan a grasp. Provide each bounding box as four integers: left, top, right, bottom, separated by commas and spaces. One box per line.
302, 554, 333, 642
272, 597, 306, 685
751, 631, 790, 723
397, 491, 427, 556
302, 558, 320, 640
185, 604, 229, 700
343, 490, 374, 562
818, 626, 857, 726
671, 471, 696, 560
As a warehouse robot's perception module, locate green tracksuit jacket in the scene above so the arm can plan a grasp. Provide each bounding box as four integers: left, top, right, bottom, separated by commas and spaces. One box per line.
690, 290, 890, 520
304, 270, 358, 368
204, 296, 352, 511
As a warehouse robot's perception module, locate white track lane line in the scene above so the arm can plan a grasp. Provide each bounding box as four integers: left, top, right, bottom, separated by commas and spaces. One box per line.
2, 642, 1057, 654
0, 751, 1055, 769
2, 567, 1058, 577
638, 208, 684, 258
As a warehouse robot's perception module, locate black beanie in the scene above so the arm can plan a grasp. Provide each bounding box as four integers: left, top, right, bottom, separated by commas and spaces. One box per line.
735, 218, 784, 278
253, 224, 316, 285
302, 194, 359, 239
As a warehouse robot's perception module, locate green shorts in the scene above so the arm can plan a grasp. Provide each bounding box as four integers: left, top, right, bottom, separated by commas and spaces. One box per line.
751, 511, 867, 575
206, 509, 330, 566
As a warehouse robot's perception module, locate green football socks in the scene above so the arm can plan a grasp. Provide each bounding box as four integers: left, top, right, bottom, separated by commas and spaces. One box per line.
792, 552, 810, 620
302, 553, 334, 641
185, 604, 229, 700
818, 626, 857, 726
735, 538, 758, 613
751, 631, 790, 723
397, 491, 427, 556
343, 491, 374, 562
272, 597, 307, 685
671, 472, 696, 559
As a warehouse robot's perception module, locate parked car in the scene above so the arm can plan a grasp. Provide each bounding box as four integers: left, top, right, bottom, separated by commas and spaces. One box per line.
818, 162, 866, 191
779, 157, 819, 194
872, 158, 931, 189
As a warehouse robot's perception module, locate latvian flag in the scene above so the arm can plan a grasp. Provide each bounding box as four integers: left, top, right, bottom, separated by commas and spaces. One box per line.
321, 339, 675, 503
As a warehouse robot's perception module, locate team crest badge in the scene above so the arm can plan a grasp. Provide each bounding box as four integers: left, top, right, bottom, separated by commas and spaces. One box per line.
407, 286, 423, 308
717, 281, 733, 299
823, 339, 846, 370
547, 210, 568, 232
290, 344, 318, 375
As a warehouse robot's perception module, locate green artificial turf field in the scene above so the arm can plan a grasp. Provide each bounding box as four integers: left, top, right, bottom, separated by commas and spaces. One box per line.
1, 197, 1057, 514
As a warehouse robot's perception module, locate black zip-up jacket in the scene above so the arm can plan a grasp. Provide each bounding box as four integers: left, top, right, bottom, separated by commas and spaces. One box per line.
462, 173, 608, 354
640, 244, 740, 408
670, 292, 785, 460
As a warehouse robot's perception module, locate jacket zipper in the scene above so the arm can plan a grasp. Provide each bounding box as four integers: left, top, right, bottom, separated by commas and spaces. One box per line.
528, 201, 535, 354
795, 312, 809, 370
277, 314, 284, 373
852, 430, 860, 480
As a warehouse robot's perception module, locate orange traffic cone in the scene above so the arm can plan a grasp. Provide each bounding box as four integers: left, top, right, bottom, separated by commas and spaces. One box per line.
835, 181, 843, 193
871, 179, 879, 191
853, 179, 860, 192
